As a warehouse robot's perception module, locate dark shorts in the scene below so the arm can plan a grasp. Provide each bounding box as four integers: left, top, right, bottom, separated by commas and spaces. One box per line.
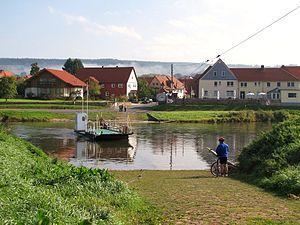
219, 157, 228, 164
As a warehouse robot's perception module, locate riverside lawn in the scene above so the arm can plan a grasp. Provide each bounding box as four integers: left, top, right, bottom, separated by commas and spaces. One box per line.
0, 127, 161, 224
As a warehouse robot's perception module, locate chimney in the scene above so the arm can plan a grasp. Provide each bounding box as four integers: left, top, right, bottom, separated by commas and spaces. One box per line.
261, 65, 265, 70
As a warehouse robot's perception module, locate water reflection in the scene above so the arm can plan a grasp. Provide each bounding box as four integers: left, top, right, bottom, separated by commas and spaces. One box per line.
10, 122, 272, 170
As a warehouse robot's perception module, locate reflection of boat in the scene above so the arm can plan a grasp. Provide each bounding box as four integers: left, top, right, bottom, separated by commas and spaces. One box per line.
75, 113, 133, 141
75, 139, 136, 161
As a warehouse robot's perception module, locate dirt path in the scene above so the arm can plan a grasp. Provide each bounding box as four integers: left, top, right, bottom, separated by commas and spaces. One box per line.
113, 170, 300, 225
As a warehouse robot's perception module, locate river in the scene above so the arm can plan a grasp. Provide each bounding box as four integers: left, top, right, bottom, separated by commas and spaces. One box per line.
10, 122, 272, 170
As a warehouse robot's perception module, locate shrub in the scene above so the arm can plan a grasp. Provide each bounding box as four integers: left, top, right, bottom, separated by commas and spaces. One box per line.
238, 119, 300, 196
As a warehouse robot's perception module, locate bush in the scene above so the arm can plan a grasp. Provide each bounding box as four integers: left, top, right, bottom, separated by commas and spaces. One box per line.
238, 119, 300, 196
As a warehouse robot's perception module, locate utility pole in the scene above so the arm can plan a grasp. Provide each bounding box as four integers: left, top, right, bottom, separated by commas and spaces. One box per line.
170, 64, 174, 89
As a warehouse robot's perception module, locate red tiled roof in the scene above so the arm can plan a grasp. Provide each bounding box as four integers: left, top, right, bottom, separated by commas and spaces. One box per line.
0, 70, 14, 77
281, 66, 300, 80
41, 68, 87, 86
76, 67, 136, 83
230, 67, 298, 81
153, 75, 185, 89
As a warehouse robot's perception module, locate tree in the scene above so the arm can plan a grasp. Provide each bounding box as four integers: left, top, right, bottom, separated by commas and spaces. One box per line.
30, 62, 40, 76
88, 79, 100, 99
16, 77, 26, 97
0, 77, 17, 101
137, 78, 154, 99
62, 58, 84, 75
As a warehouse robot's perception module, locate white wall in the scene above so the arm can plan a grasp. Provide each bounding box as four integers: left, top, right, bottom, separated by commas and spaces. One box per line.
126, 70, 138, 96
25, 87, 38, 97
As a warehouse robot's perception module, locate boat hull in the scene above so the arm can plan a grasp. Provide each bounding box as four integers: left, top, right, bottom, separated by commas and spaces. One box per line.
75, 130, 132, 141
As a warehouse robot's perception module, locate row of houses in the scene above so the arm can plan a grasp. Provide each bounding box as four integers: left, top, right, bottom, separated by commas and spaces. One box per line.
2, 58, 300, 104
193, 59, 300, 104
24, 67, 138, 99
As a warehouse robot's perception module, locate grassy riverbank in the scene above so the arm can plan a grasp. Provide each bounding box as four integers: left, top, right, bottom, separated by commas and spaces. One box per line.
152, 103, 300, 111
0, 99, 108, 110
238, 119, 300, 196
0, 129, 161, 224
148, 110, 291, 123
0, 110, 120, 122
114, 170, 300, 225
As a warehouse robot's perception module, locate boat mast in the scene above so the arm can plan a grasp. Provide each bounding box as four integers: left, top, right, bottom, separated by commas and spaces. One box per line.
86, 80, 89, 116
81, 85, 84, 113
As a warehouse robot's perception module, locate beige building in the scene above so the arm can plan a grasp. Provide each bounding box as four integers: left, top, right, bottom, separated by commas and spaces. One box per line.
196, 59, 238, 99
231, 66, 300, 102
196, 60, 300, 104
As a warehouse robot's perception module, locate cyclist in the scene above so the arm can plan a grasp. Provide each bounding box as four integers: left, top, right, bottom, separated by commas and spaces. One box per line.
215, 137, 229, 177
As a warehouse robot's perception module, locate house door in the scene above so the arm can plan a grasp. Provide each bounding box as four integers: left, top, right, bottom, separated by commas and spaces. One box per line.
240, 91, 245, 99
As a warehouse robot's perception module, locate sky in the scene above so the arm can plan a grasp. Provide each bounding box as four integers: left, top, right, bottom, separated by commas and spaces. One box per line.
1, 0, 300, 65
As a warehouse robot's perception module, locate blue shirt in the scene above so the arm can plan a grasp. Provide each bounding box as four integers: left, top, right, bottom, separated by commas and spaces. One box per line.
216, 143, 229, 158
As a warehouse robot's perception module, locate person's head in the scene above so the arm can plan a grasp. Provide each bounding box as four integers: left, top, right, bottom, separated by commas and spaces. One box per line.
218, 137, 225, 143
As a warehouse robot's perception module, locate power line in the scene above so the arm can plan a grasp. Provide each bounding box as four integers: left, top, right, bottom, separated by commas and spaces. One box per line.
188, 3, 300, 76
219, 4, 300, 57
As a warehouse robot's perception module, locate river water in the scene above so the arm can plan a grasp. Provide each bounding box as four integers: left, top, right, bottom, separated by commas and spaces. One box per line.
10, 122, 272, 170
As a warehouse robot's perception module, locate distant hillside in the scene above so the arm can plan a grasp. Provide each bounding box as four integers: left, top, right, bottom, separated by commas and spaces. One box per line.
0, 58, 257, 77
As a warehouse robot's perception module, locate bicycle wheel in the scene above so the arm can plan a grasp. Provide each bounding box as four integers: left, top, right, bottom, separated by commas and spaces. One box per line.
210, 161, 220, 177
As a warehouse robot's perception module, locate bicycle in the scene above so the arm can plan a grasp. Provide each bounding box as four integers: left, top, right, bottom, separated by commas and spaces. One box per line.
207, 147, 236, 177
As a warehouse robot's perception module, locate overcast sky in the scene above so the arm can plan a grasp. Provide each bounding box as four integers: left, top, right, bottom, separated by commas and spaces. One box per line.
1, 0, 300, 65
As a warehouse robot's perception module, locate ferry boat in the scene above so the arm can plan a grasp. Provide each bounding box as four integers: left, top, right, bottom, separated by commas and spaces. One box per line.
74, 112, 133, 141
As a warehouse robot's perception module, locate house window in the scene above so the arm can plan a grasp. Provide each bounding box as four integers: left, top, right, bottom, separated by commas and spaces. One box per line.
100, 84, 105, 88
267, 82, 271, 87
213, 71, 217, 76
118, 83, 123, 88
133, 84, 137, 88
222, 71, 225, 77
277, 82, 281, 87
128, 84, 131, 88
258, 82, 261, 86
227, 82, 234, 87
254, 82, 257, 86
213, 91, 218, 97
111, 83, 115, 88
288, 93, 297, 98
105, 91, 110, 97
204, 91, 209, 97
226, 91, 234, 97
219, 81, 221, 85
241, 82, 247, 87
214, 81, 218, 87
287, 82, 294, 87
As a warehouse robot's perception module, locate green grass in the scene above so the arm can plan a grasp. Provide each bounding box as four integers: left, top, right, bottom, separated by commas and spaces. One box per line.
0, 110, 119, 122
0, 99, 109, 110
238, 119, 300, 196
0, 130, 161, 224
0, 103, 105, 110
114, 170, 300, 225
152, 103, 300, 111
0, 110, 73, 122
148, 110, 291, 123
